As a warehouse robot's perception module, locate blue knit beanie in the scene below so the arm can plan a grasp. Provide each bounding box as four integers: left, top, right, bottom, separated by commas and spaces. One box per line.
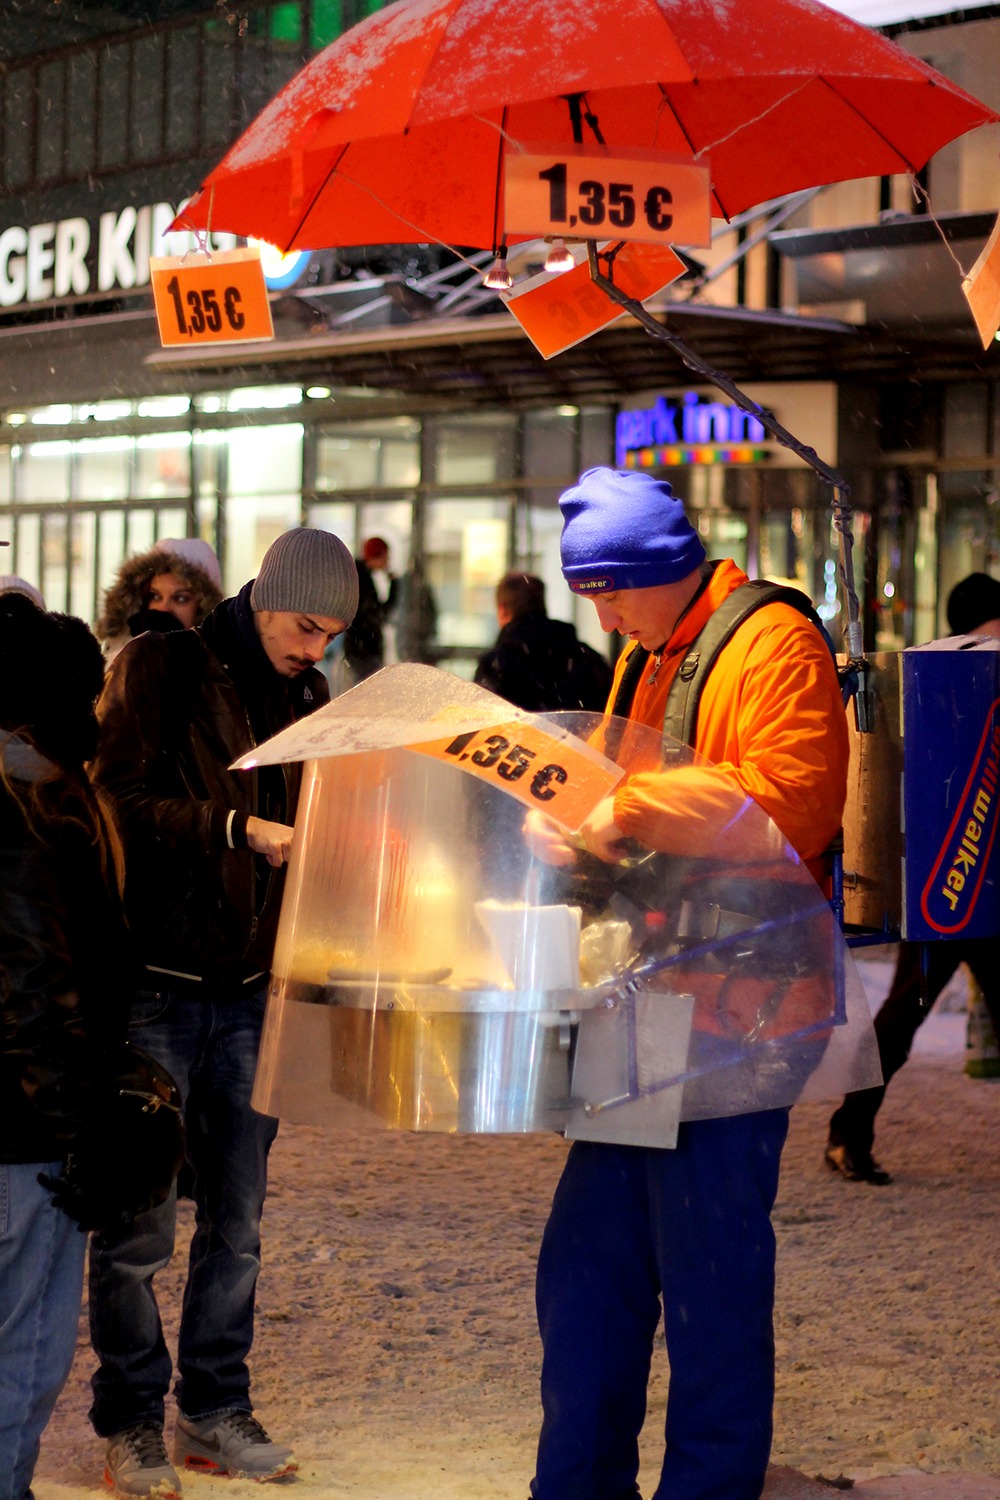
559, 468, 706, 594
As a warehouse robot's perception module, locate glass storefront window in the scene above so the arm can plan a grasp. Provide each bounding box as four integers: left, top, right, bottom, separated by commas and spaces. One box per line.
98, 511, 129, 600
41, 513, 69, 613
135, 434, 192, 499
430, 415, 516, 486
426, 496, 512, 674
316, 418, 419, 490
12, 515, 41, 600
70, 513, 97, 622
227, 424, 303, 496
18, 443, 72, 504
224, 494, 303, 595
224, 424, 303, 591
523, 408, 576, 479
126, 510, 158, 558
306, 502, 355, 553
580, 407, 613, 473
76, 437, 132, 502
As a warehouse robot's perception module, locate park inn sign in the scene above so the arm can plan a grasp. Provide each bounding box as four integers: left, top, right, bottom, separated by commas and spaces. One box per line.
616, 392, 768, 468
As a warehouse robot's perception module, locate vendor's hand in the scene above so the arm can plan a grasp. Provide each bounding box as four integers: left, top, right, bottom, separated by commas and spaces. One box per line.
522, 808, 578, 867
577, 796, 629, 864
246, 817, 294, 867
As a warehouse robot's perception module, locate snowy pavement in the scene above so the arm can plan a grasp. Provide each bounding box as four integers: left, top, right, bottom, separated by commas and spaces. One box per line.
32, 951, 1000, 1500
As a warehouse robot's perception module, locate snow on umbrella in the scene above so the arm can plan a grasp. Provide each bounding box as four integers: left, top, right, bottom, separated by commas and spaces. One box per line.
171, 0, 1000, 663
175, 0, 999, 255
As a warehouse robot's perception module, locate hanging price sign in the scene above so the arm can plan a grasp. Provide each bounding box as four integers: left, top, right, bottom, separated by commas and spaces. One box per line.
505, 143, 711, 249
410, 720, 623, 833
150, 247, 274, 347
963, 209, 1000, 350
502, 239, 686, 360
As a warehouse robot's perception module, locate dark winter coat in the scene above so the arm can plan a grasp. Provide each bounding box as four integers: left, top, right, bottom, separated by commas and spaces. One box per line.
343, 560, 395, 674
474, 612, 613, 714
0, 731, 130, 1163
91, 584, 328, 984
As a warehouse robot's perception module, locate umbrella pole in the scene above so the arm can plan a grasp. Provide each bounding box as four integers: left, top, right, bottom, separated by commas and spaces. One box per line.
586, 244, 867, 677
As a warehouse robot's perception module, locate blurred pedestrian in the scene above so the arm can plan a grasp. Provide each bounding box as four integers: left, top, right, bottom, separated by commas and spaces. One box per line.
343, 535, 395, 680
474, 570, 612, 712
0, 594, 177, 1500
391, 565, 438, 664
87, 528, 358, 1496
825, 569, 1000, 1184
97, 538, 223, 663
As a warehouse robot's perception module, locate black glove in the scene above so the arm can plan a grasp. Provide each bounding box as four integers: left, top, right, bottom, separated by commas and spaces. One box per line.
127, 606, 186, 639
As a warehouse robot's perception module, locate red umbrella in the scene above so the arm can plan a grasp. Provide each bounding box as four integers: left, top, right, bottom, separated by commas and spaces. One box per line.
174, 0, 999, 668
178, 0, 999, 254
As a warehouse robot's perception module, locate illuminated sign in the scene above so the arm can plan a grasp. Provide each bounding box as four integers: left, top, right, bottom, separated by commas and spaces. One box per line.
0, 205, 307, 312
616, 393, 768, 468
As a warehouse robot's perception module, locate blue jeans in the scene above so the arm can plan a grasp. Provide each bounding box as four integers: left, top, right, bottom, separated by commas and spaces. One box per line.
0, 1161, 87, 1500
531, 1110, 789, 1500
88, 982, 278, 1436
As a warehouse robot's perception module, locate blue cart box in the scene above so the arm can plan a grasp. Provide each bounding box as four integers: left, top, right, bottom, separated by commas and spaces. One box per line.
902, 637, 1000, 942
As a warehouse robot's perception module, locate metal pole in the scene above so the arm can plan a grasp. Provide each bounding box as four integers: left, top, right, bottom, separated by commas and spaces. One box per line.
586, 243, 866, 669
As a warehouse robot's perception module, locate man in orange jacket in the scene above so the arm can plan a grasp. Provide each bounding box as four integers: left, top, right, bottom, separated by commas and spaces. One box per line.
527, 467, 849, 1500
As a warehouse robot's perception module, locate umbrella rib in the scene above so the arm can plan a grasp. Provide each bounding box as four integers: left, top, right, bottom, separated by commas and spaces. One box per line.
288, 141, 351, 250
654, 84, 732, 221
491, 106, 508, 252
816, 76, 919, 175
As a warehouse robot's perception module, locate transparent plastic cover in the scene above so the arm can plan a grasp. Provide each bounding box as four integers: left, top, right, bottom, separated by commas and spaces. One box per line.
248, 666, 881, 1146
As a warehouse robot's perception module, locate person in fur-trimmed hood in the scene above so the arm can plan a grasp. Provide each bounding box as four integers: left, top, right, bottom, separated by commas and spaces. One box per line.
97, 537, 223, 662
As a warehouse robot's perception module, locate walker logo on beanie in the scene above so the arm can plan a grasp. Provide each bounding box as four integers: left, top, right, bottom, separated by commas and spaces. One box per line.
250, 528, 359, 625
559, 468, 706, 594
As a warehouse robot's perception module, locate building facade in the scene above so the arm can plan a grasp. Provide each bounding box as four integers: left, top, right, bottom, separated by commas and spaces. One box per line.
2, 0, 1000, 667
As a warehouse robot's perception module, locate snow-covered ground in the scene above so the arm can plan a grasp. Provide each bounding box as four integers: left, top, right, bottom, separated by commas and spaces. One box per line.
33, 954, 1000, 1500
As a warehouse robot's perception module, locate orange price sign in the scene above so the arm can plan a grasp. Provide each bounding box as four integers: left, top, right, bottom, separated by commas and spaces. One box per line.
505, 143, 711, 249
502, 240, 686, 360
409, 719, 623, 833
963, 209, 1000, 350
150, 247, 274, 347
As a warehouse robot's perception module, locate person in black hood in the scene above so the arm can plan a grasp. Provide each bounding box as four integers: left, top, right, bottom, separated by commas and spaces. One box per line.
474, 571, 612, 713
87, 528, 358, 1497
0, 595, 177, 1499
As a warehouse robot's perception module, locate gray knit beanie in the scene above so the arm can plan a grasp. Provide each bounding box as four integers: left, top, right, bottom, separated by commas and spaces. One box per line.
250, 528, 358, 625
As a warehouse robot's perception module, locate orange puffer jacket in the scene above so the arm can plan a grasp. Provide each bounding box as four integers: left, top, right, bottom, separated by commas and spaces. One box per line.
597, 559, 851, 1050
608, 558, 849, 884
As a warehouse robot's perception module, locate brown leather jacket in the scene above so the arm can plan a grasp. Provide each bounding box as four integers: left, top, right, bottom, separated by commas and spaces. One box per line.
91, 586, 328, 984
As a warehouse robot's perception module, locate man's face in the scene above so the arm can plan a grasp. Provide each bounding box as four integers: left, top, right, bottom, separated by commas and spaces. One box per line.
255, 610, 346, 677
590, 577, 700, 652
147, 571, 198, 629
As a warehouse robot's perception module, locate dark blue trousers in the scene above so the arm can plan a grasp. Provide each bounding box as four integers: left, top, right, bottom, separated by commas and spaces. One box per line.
531, 1109, 789, 1500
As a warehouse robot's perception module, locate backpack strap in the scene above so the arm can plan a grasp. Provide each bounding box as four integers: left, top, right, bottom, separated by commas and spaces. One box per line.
662, 579, 828, 752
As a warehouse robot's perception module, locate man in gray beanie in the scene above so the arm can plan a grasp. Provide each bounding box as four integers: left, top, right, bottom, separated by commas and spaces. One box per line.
87, 528, 356, 1497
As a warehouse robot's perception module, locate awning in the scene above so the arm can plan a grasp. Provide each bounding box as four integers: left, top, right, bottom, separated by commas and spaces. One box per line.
143, 298, 995, 412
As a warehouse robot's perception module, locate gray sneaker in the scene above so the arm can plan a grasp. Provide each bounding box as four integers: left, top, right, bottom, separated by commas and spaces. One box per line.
104, 1423, 182, 1499
174, 1409, 297, 1480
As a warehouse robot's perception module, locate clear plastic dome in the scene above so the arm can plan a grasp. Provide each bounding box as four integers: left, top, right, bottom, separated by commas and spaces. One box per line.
239, 665, 880, 1146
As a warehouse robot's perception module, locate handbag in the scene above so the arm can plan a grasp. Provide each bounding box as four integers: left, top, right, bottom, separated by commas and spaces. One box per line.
40, 1041, 185, 1232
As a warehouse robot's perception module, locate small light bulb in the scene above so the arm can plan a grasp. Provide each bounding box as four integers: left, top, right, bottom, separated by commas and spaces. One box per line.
483, 248, 513, 291
544, 238, 575, 273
